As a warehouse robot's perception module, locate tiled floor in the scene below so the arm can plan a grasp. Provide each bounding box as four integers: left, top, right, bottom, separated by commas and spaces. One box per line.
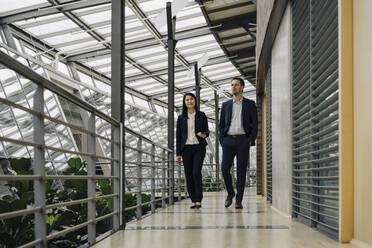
92, 189, 358, 248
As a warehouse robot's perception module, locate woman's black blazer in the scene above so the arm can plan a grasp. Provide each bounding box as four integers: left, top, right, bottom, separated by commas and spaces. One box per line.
176, 111, 209, 156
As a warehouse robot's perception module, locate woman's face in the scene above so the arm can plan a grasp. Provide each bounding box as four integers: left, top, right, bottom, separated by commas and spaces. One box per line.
185, 95, 196, 109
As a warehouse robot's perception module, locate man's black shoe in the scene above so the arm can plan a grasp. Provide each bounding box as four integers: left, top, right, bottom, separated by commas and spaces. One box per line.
235, 201, 243, 209
225, 193, 235, 208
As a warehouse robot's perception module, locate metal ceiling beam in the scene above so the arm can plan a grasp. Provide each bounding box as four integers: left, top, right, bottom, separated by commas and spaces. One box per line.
44, 0, 193, 108
198, 2, 256, 86
0, 0, 111, 24
125, 0, 231, 99
66, 24, 212, 62
150, 75, 241, 99
125, 55, 229, 82
128, 67, 240, 99
52, 12, 208, 49
225, 41, 255, 50
232, 47, 256, 59
0, 0, 154, 25
37, 16, 143, 40
242, 23, 256, 41
1, 24, 17, 50
43, 0, 110, 54
18, 2, 155, 29
124, 39, 218, 64
7, 24, 175, 111
2, 0, 221, 115
207, 2, 255, 14
124, 55, 182, 92
66, 48, 110, 62
38, 19, 112, 40
221, 32, 252, 41
97, 45, 224, 71
239, 64, 256, 71
211, 13, 257, 32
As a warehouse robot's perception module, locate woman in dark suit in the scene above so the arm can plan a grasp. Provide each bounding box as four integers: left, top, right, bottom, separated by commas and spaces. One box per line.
176, 93, 209, 209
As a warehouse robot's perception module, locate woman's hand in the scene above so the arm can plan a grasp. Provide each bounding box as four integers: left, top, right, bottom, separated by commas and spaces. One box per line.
197, 132, 206, 138
176, 156, 182, 163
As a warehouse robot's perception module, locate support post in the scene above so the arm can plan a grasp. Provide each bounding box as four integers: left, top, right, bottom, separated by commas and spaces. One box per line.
167, 2, 176, 205
111, 0, 125, 228
34, 85, 46, 248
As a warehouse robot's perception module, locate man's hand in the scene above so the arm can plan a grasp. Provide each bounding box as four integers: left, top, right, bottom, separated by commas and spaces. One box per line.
176, 156, 182, 163
197, 132, 206, 138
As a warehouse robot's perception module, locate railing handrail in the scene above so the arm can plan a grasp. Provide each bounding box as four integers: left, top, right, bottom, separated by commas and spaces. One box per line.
0, 50, 119, 126
125, 128, 172, 152
0, 48, 172, 153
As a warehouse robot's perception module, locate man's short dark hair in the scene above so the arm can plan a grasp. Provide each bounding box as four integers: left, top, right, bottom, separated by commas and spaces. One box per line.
231, 77, 245, 86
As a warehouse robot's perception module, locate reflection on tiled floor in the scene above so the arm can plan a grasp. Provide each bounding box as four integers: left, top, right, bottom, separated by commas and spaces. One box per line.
92, 188, 358, 248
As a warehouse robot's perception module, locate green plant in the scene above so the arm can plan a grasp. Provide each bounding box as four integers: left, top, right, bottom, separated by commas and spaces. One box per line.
0, 157, 163, 247
0, 158, 112, 248
46, 158, 112, 247
202, 176, 218, 192
0, 158, 34, 248
123, 193, 153, 222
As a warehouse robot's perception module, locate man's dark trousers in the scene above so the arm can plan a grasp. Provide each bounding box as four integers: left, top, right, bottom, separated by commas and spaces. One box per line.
221, 135, 250, 202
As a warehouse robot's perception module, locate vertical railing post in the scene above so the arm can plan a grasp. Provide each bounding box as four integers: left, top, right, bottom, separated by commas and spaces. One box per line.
87, 114, 96, 245
162, 149, 166, 208
151, 144, 155, 213
210, 155, 214, 191
167, 1, 176, 205
136, 138, 142, 219
168, 151, 173, 205
119, 124, 124, 226
111, 125, 120, 230
178, 162, 181, 201
183, 162, 187, 199
33, 85, 46, 248
214, 90, 220, 191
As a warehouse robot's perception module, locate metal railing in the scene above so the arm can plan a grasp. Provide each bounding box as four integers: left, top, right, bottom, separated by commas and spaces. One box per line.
123, 129, 176, 221
0, 50, 177, 247
174, 162, 257, 194
0, 47, 257, 247
0, 50, 121, 247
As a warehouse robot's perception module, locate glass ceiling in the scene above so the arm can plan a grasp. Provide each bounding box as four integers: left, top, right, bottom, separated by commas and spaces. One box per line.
0, 1, 257, 181
0, 0, 256, 119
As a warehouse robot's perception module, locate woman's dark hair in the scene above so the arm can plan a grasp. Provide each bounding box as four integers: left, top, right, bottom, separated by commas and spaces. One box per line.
182, 93, 198, 116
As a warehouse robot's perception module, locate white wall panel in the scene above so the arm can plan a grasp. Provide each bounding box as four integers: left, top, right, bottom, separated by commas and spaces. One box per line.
271, 3, 292, 215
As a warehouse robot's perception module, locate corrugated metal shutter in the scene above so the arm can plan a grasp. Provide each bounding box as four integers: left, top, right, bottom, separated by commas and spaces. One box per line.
292, 0, 339, 238
265, 66, 272, 203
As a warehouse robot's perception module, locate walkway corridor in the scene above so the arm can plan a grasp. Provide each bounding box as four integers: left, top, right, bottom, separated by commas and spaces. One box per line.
93, 188, 356, 248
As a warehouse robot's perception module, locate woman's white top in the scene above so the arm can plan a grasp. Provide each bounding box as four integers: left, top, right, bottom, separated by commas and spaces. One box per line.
185, 112, 199, 145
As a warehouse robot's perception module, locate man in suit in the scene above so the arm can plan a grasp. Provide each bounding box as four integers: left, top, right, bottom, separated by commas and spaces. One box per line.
219, 77, 258, 209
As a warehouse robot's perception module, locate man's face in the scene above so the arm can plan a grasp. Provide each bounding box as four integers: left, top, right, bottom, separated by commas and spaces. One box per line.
231, 79, 244, 96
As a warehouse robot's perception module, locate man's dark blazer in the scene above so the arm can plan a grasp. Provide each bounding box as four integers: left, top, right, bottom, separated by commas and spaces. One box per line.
219, 97, 258, 146
176, 111, 209, 156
